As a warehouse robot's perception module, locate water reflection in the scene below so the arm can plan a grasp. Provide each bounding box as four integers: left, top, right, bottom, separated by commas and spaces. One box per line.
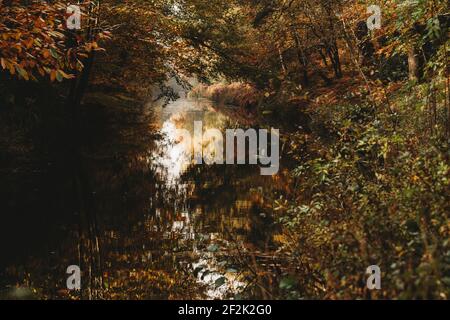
151, 98, 228, 182
151, 98, 285, 298
0, 96, 286, 299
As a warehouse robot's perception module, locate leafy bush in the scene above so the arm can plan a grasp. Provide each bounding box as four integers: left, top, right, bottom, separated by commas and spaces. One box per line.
274, 82, 449, 299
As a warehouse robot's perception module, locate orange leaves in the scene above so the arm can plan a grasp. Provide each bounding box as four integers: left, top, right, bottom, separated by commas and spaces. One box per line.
33, 17, 47, 29
0, 58, 16, 75
0, 57, 29, 80
24, 37, 34, 49
376, 41, 397, 56
49, 69, 74, 82
49, 70, 57, 82
42, 49, 51, 59
0, 1, 100, 83
84, 41, 105, 53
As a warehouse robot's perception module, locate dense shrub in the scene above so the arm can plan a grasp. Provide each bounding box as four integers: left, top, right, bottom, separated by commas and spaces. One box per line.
273, 79, 449, 299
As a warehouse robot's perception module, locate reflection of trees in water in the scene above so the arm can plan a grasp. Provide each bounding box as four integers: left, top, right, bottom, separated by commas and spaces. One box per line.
1, 95, 295, 299
68, 100, 209, 299
178, 160, 290, 299
0, 98, 205, 299
180, 163, 280, 249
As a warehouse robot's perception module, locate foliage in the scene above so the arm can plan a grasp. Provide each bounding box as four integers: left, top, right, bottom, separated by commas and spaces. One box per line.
0, 0, 104, 82
273, 75, 449, 298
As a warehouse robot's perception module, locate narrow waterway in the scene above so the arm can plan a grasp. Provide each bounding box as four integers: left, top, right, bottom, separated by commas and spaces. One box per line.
148, 97, 282, 298
0, 96, 287, 299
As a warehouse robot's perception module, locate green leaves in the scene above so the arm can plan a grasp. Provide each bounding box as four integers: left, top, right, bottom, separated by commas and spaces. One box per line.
55, 70, 64, 82
15, 64, 29, 81
49, 47, 59, 59
279, 276, 296, 290
214, 276, 226, 288
207, 244, 220, 252
425, 17, 441, 40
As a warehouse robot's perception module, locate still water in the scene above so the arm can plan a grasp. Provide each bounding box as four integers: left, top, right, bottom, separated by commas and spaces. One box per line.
0, 97, 287, 299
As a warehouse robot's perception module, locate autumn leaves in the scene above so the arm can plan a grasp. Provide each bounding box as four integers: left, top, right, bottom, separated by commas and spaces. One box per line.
0, 1, 102, 83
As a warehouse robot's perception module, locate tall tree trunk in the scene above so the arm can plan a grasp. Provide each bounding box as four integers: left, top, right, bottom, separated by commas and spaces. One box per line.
67, 0, 100, 130
332, 42, 342, 78
318, 45, 328, 66
355, 21, 375, 66
325, 8, 342, 78
292, 30, 309, 86
327, 42, 342, 78
69, 53, 95, 119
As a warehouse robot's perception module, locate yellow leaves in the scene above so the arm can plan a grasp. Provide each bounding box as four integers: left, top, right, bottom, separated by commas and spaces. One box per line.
47, 31, 65, 39
57, 70, 74, 80
15, 64, 29, 80
8, 62, 15, 75
49, 70, 73, 82
1, 58, 29, 80
1, 55, 55, 80
85, 41, 102, 52
274, 197, 289, 211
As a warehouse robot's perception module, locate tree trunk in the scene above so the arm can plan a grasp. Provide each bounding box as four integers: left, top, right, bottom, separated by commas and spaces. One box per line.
292, 30, 309, 86
328, 42, 342, 78
318, 46, 328, 66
